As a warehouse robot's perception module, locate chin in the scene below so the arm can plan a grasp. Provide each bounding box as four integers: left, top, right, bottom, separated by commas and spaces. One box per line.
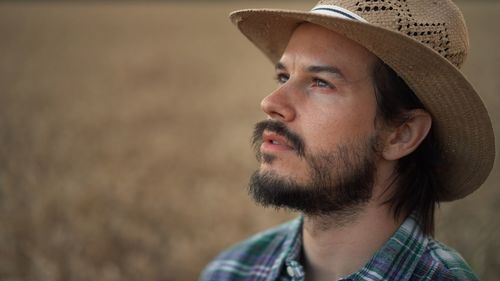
259, 165, 308, 185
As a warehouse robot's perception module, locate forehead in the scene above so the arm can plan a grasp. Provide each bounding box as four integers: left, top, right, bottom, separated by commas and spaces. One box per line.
280, 23, 378, 79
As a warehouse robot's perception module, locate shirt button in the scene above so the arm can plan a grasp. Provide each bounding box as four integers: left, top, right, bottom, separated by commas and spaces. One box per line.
287, 266, 295, 277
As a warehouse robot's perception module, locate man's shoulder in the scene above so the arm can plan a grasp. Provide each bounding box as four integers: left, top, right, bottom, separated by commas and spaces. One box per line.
199, 217, 301, 281
415, 238, 479, 281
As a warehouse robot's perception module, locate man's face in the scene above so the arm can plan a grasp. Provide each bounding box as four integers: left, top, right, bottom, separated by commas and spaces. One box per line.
249, 23, 383, 215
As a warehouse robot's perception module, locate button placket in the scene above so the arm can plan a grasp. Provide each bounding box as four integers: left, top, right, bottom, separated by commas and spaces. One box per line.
285, 260, 305, 281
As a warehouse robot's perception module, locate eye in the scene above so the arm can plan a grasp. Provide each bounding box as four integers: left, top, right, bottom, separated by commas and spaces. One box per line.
313, 78, 334, 89
275, 73, 289, 84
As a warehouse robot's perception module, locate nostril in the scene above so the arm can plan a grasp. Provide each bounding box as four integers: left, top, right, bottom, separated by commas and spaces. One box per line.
271, 111, 287, 121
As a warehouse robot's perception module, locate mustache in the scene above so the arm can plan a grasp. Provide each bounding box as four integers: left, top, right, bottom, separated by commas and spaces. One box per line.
251, 120, 305, 158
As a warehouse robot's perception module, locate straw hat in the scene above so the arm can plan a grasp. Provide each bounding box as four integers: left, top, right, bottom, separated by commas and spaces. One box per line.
230, 0, 495, 201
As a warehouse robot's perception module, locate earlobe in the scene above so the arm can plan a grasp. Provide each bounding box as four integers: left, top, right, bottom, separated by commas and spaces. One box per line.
382, 109, 432, 161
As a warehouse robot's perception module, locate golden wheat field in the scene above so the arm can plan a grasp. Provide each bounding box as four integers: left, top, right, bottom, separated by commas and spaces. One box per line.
0, 1, 499, 280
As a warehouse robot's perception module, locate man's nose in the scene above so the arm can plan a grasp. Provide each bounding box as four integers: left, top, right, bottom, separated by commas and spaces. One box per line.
260, 85, 296, 122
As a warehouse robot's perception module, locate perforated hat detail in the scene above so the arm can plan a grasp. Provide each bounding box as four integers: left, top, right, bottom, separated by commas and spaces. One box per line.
347, 0, 467, 67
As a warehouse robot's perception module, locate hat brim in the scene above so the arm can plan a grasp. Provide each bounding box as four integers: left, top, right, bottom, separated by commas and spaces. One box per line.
230, 9, 495, 201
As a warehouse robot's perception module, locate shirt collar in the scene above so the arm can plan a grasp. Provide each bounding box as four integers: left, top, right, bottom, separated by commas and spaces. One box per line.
275, 214, 429, 281
267, 216, 304, 280
348, 213, 429, 281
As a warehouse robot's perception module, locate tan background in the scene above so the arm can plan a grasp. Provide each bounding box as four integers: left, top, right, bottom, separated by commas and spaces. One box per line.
0, 1, 498, 280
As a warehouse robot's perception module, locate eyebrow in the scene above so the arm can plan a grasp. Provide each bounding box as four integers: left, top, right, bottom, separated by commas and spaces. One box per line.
307, 65, 345, 79
275, 62, 286, 72
275, 62, 346, 80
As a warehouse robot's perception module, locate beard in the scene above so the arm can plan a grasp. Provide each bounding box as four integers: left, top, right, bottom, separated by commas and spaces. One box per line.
249, 120, 380, 218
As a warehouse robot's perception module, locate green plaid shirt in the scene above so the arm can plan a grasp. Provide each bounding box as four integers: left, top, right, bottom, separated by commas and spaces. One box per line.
200, 214, 478, 280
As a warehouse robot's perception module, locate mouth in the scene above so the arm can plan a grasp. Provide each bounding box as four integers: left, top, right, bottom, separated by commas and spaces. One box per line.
261, 131, 295, 153
252, 120, 306, 159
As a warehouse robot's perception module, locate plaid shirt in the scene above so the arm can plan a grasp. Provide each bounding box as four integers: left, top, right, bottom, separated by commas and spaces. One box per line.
200, 214, 479, 281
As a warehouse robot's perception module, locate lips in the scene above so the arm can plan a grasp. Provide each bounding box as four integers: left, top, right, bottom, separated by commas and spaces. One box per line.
261, 131, 295, 152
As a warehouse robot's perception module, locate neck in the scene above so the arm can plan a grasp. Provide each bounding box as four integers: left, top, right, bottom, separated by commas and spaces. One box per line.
302, 202, 405, 281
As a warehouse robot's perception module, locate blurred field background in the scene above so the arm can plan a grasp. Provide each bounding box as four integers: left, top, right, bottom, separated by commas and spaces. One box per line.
0, 1, 499, 280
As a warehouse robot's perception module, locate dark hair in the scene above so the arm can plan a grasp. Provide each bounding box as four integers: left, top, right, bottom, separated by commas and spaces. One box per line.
372, 61, 441, 236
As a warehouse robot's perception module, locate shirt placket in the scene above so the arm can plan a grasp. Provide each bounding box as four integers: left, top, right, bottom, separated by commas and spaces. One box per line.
285, 260, 305, 281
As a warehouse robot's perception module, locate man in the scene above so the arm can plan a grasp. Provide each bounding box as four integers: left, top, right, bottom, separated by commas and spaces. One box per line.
201, 0, 495, 280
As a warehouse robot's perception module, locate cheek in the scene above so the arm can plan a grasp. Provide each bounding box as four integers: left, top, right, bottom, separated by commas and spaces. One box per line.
301, 99, 378, 149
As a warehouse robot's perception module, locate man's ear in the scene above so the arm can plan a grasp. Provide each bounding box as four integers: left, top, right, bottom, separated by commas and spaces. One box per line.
382, 109, 432, 161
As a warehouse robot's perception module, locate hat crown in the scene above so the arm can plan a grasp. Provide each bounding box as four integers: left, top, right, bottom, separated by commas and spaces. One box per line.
316, 0, 469, 68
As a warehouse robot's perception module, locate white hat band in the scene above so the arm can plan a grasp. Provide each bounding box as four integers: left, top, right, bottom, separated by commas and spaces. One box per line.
311, 5, 368, 23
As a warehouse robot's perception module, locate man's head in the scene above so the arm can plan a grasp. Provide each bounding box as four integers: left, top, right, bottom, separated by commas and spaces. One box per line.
231, 0, 495, 234
249, 23, 435, 231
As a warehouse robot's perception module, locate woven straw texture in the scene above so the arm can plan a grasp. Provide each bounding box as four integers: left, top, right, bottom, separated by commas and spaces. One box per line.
230, 0, 495, 201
